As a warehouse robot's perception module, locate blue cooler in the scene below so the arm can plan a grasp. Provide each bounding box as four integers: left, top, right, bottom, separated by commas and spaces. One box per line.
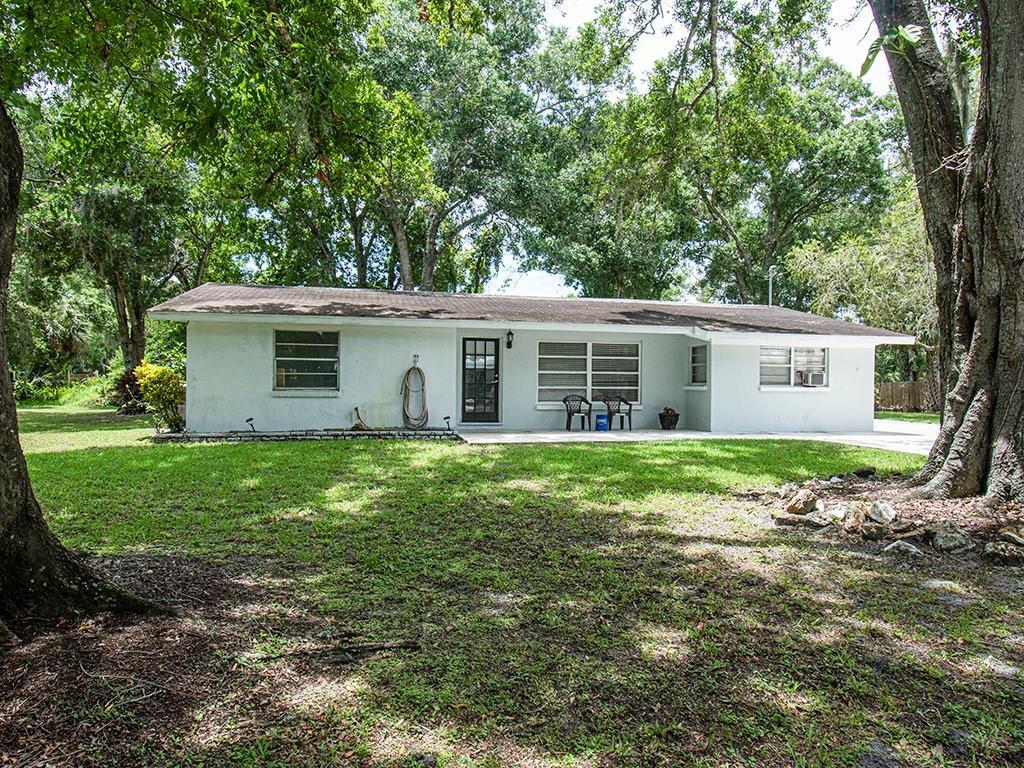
595, 414, 610, 431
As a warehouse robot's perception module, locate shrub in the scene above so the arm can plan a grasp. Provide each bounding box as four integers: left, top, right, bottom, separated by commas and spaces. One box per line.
13, 373, 61, 405
134, 361, 185, 432
111, 369, 145, 414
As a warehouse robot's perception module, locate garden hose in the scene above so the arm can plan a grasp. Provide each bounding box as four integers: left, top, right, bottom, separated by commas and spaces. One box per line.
401, 364, 428, 430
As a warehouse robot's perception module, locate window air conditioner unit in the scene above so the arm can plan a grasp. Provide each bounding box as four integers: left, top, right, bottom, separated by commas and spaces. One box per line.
801, 370, 826, 387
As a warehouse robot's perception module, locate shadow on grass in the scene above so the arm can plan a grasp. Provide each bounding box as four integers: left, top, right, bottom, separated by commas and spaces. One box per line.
5, 431, 1021, 767
17, 407, 153, 434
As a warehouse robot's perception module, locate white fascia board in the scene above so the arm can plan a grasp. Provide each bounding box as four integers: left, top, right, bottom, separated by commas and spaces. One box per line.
702, 330, 916, 347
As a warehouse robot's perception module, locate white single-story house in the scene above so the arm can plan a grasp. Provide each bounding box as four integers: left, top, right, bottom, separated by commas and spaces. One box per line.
148, 283, 914, 434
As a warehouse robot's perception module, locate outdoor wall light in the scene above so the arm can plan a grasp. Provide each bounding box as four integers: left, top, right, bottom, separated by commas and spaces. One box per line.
506, 330, 514, 349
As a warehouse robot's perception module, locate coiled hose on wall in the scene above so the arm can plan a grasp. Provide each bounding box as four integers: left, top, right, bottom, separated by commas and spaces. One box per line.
401, 364, 428, 430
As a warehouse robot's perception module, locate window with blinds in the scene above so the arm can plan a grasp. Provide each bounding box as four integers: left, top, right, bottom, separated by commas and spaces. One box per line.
274, 330, 339, 390
759, 347, 792, 386
758, 346, 828, 387
537, 341, 641, 404
689, 345, 707, 385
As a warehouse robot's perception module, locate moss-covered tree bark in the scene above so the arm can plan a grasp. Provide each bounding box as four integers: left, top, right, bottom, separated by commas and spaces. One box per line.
0, 100, 154, 642
868, 0, 1024, 500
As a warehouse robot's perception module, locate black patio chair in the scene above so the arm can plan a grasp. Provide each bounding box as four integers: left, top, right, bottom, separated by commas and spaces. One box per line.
602, 396, 633, 430
562, 394, 593, 431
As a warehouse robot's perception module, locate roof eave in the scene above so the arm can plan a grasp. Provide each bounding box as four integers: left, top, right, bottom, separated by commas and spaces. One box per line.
702, 329, 916, 346
148, 308, 912, 343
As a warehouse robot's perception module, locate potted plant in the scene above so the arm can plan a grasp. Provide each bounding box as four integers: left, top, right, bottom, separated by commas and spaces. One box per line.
659, 406, 679, 430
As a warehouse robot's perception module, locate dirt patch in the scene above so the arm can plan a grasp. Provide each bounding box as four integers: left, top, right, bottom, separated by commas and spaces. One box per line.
0, 553, 404, 767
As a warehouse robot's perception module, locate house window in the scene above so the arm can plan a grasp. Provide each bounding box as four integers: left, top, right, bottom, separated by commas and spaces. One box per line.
793, 347, 828, 386
759, 346, 828, 387
689, 345, 707, 386
537, 341, 641, 404
274, 330, 339, 390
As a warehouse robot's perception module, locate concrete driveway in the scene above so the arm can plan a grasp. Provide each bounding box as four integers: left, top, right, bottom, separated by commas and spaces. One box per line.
459, 418, 938, 455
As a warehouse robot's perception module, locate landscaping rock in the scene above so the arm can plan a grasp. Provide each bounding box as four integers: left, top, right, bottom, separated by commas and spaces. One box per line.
804, 511, 835, 528
777, 482, 799, 499
927, 521, 972, 552
983, 541, 1024, 566
773, 511, 829, 529
890, 519, 919, 534
892, 526, 928, 541
785, 489, 823, 515
821, 504, 848, 524
998, 524, 1024, 547
843, 501, 871, 533
861, 522, 890, 541
868, 500, 897, 525
882, 540, 924, 557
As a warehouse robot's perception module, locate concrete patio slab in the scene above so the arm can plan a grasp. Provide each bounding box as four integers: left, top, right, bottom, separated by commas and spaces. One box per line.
459, 418, 938, 455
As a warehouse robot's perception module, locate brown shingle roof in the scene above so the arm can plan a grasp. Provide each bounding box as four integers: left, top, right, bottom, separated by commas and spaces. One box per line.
149, 283, 910, 339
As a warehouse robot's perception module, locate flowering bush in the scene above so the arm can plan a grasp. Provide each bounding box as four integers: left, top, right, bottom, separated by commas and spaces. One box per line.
134, 361, 185, 432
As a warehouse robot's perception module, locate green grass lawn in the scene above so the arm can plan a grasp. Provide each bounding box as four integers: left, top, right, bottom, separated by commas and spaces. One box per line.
7, 408, 1022, 767
875, 410, 941, 424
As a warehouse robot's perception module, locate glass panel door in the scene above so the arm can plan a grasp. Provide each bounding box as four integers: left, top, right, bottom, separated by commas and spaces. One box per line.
462, 338, 500, 422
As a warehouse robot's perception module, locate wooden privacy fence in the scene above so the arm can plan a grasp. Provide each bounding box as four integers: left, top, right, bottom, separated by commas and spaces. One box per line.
876, 380, 933, 412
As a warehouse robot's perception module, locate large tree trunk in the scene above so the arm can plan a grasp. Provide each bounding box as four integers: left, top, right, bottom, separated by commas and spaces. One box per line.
0, 100, 156, 642
110, 276, 147, 373
421, 207, 444, 292
386, 214, 415, 290
347, 197, 368, 288
868, 0, 1024, 499
924, 349, 942, 411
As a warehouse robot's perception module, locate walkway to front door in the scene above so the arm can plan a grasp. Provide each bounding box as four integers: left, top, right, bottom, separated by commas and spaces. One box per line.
461, 337, 500, 423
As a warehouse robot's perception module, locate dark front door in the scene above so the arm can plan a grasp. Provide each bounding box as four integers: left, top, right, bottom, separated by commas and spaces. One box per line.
462, 338, 500, 422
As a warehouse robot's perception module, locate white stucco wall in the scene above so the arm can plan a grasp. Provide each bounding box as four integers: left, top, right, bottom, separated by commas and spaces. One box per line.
182, 319, 877, 434
708, 344, 875, 433
185, 320, 457, 432
184, 320, 694, 432
454, 327, 690, 430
